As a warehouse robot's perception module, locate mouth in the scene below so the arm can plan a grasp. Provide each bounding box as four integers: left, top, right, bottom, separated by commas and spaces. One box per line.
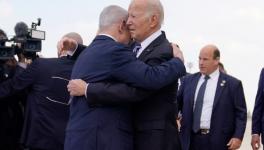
199, 66, 205, 70
128, 28, 135, 33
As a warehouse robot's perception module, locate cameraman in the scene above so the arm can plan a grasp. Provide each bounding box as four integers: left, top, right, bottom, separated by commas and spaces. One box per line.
0, 32, 83, 150
0, 29, 26, 150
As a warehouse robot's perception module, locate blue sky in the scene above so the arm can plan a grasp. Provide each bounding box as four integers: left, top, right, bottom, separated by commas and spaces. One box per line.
1, 0, 264, 112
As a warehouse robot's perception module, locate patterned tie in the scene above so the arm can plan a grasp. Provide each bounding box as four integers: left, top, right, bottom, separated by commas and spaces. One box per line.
132, 43, 141, 55
192, 75, 210, 133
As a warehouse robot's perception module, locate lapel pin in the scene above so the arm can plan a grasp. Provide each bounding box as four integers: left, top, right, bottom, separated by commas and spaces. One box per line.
220, 80, 226, 86
146, 49, 151, 52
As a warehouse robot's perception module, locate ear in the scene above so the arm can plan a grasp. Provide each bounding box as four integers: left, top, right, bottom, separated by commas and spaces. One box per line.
215, 57, 220, 65
118, 20, 127, 34
149, 14, 159, 28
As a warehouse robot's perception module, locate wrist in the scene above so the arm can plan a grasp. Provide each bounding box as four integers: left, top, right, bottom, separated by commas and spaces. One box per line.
84, 83, 89, 98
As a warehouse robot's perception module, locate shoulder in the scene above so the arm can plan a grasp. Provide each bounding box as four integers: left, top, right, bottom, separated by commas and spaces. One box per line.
29, 57, 61, 69
182, 72, 200, 80
153, 38, 172, 55
180, 72, 200, 85
260, 68, 264, 76
111, 42, 133, 57
221, 73, 242, 89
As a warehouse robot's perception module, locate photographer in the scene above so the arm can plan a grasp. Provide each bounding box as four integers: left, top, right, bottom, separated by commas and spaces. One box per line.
0, 28, 26, 150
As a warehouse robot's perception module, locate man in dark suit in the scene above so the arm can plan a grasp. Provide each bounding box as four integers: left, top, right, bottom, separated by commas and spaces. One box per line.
252, 68, 264, 150
126, 1, 183, 149
0, 32, 83, 150
177, 45, 247, 150
0, 29, 25, 150
64, 4, 185, 150
67, 1, 184, 150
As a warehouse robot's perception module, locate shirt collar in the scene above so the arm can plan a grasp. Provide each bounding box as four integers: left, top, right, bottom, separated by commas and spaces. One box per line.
201, 68, 220, 80
140, 29, 162, 50
99, 34, 117, 42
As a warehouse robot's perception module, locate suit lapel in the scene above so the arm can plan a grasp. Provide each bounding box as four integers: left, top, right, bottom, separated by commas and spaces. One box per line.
138, 31, 166, 60
213, 72, 226, 110
190, 73, 202, 110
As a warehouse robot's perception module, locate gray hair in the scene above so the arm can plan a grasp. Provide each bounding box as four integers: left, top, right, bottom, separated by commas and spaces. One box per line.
131, 0, 164, 26
98, 5, 128, 31
147, 0, 164, 26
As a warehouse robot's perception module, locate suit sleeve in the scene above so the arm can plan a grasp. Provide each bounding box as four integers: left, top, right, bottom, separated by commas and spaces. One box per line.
252, 68, 264, 135
232, 80, 247, 140
111, 48, 186, 90
0, 60, 39, 99
86, 82, 153, 105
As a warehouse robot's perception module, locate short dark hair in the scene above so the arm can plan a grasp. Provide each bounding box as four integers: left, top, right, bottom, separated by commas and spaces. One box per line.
213, 48, 220, 59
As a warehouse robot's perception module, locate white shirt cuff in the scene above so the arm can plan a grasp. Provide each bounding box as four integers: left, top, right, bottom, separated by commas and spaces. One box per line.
67, 44, 78, 56
85, 83, 89, 98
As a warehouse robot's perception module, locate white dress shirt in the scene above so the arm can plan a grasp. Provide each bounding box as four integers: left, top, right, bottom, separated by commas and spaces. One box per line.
194, 68, 220, 129
136, 30, 162, 58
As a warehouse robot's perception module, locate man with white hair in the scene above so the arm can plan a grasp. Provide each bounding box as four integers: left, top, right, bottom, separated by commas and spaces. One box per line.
64, 4, 185, 150
125, 1, 183, 149
68, 0, 183, 150
0, 32, 83, 150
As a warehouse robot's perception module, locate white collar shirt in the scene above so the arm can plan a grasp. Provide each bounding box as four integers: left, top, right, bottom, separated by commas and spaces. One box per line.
194, 68, 220, 129
136, 30, 162, 58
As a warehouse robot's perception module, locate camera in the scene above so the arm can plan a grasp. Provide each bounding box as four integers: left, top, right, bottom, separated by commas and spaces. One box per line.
0, 18, 46, 60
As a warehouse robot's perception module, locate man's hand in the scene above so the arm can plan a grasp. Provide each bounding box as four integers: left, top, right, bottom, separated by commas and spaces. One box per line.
251, 134, 261, 150
176, 117, 182, 132
17, 53, 26, 63
171, 43, 184, 63
59, 37, 78, 52
227, 138, 242, 150
67, 79, 88, 96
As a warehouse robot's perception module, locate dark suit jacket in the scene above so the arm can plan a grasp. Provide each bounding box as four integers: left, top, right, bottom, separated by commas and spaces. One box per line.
252, 68, 264, 143
84, 32, 185, 150
65, 35, 185, 150
0, 65, 25, 150
0, 56, 75, 150
177, 72, 247, 150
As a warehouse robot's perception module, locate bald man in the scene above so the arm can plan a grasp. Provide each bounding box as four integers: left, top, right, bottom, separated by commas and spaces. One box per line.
177, 45, 247, 150
0, 32, 83, 150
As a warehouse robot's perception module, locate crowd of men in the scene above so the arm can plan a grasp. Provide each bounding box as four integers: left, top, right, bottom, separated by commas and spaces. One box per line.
0, 0, 264, 150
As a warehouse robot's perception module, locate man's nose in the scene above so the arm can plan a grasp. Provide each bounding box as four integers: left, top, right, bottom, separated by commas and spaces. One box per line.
126, 18, 132, 25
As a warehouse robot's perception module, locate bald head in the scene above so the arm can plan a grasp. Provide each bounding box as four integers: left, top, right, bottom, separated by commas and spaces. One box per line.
199, 44, 220, 75
200, 44, 220, 60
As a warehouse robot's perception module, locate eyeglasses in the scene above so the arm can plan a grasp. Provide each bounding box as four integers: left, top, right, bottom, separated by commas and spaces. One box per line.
45, 76, 72, 106
45, 96, 72, 106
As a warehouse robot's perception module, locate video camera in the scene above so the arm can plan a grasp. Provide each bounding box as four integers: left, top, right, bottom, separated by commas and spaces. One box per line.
0, 18, 45, 60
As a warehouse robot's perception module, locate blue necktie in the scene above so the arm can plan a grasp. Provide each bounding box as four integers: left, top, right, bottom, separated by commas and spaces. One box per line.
132, 43, 141, 55
193, 75, 210, 133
